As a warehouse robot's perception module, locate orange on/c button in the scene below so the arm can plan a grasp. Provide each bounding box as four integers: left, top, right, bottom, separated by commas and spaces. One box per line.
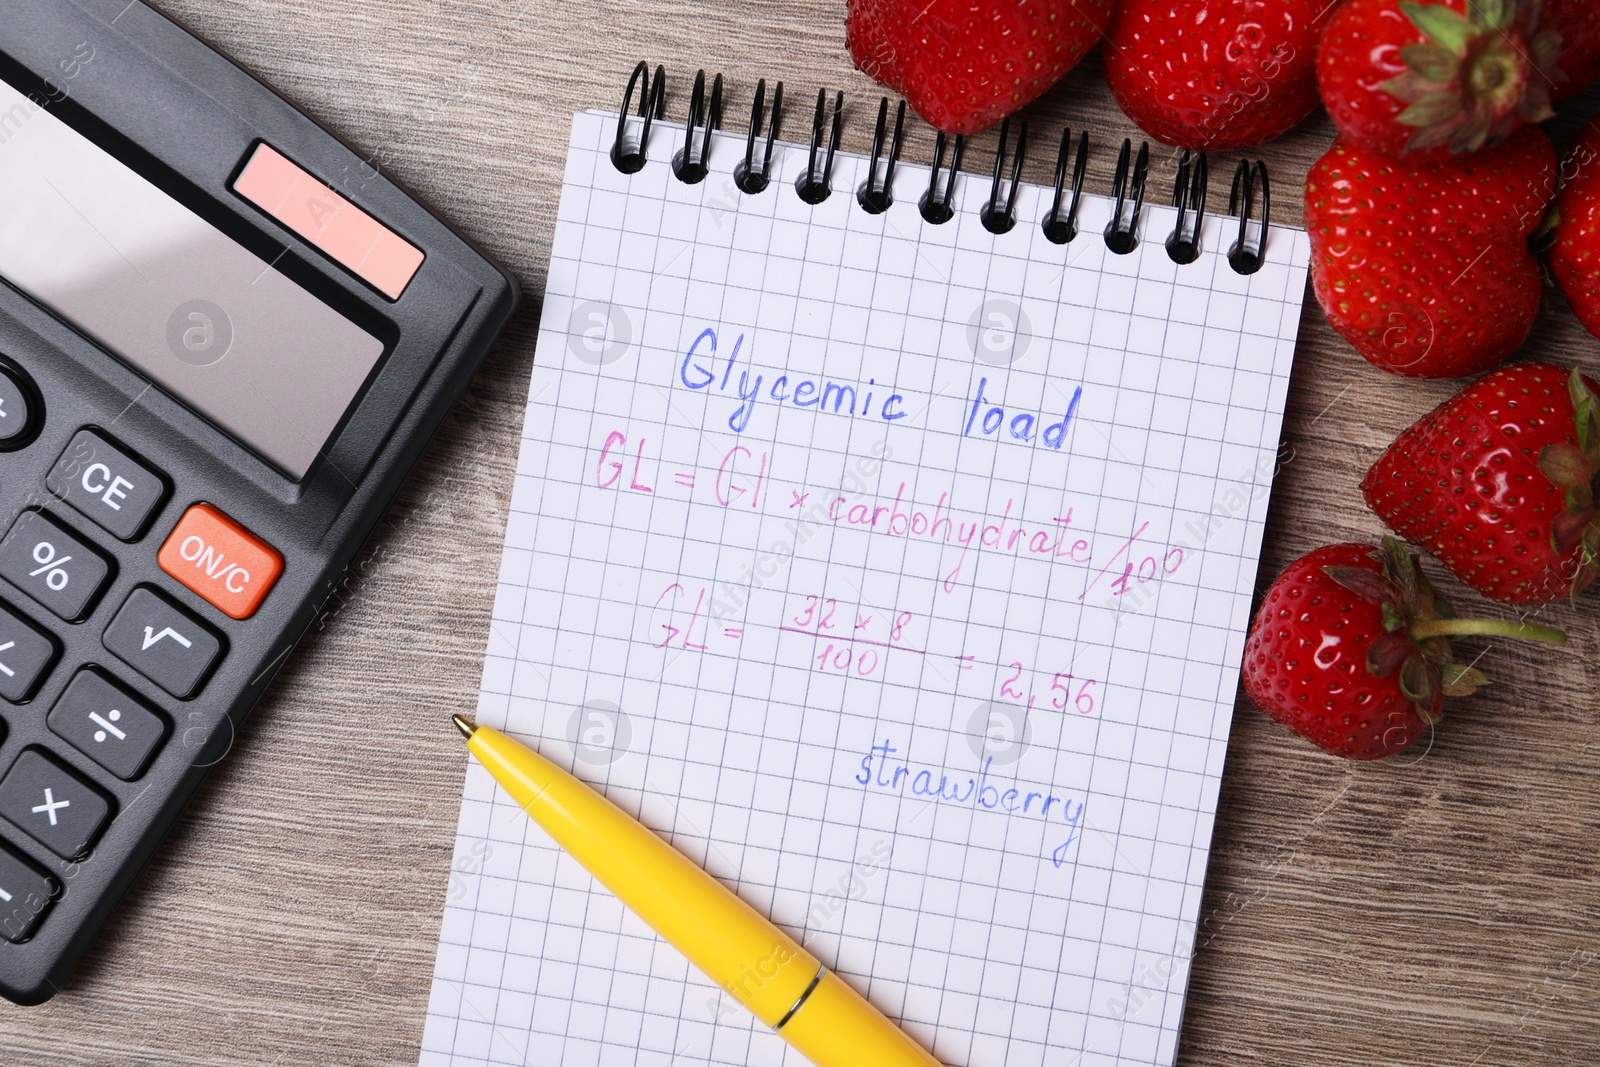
158, 504, 283, 620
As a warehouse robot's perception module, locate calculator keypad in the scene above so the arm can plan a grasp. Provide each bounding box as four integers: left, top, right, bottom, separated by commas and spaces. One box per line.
45, 429, 167, 541
47, 671, 166, 781
102, 588, 222, 699
0, 601, 56, 704
0, 750, 111, 859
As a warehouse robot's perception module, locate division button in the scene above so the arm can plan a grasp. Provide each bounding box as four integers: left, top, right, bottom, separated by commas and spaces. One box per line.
0, 369, 29, 444
0, 511, 112, 621
0, 600, 57, 703
45, 429, 168, 541
0, 750, 111, 859
47, 670, 167, 781
102, 588, 222, 699
157, 504, 282, 620
0, 841, 55, 943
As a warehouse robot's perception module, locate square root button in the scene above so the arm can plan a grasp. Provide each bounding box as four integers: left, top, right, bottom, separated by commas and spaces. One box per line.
103, 588, 223, 699
48, 671, 166, 781
0, 750, 111, 859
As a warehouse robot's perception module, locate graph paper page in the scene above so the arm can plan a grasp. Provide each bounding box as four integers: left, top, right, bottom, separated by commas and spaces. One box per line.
422, 109, 1312, 1067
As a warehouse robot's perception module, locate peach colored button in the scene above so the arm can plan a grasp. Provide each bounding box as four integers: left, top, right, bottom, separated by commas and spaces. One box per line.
233, 142, 424, 299
158, 504, 283, 620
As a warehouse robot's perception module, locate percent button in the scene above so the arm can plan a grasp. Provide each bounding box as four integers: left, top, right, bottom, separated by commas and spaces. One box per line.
0, 512, 112, 621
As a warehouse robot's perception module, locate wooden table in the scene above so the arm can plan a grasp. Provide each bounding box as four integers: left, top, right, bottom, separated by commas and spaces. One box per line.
5, 1, 1598, 1063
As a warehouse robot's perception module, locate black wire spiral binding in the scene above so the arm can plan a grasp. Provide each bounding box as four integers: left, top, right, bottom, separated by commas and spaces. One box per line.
1228, 160, 1270, 276
920, 131, 965, 224
734, 79, 783, 194
1042, 127, 1088, 245
1166, 150, 1208, 265
857, 98, 907, 214
980, 118, 1027, 235
672, 70, 722, 184
796, 89, 844, 205
611, 61, 666, 175
607, 65, 1272, 273
1105, 139, 1150, 256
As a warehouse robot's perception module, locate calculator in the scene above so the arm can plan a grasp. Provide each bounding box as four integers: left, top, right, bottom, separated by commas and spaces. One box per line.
0, 1, 517, 1003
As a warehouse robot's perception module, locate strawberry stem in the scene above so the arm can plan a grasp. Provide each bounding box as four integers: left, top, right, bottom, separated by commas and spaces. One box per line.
1410, 618, 1567, 644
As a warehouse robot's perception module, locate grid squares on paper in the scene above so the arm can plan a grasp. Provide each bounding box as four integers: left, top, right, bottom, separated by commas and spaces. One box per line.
423, 109, 1311, 1067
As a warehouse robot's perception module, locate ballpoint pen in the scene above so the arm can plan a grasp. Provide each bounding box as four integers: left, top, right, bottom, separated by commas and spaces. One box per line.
452, 713, 942, 1067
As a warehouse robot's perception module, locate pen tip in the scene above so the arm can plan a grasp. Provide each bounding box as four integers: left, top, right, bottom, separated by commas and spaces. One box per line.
452, 713, 478, 739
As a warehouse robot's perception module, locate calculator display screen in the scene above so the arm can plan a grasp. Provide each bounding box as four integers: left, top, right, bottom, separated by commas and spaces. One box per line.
0, 77, 384, 480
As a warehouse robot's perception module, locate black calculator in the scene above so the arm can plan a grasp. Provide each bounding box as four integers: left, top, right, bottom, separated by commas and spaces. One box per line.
0, 1, 517, 1002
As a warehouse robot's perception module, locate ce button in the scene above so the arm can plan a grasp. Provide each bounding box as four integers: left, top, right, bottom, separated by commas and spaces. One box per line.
45, 429, 170, 542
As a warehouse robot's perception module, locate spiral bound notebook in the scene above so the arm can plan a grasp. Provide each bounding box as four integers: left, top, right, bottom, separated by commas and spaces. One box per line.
422, 69, 1312, 1067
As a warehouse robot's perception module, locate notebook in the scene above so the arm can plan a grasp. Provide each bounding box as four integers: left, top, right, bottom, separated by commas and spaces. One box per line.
422, 70, 1312, 1067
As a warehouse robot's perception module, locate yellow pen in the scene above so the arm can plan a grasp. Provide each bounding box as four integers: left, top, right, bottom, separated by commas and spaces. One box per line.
452, 714, 942, 1067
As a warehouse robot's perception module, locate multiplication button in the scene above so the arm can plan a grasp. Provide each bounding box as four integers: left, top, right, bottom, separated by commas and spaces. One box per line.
48, 671, 166, 781
0, 600, 56, 703
0, 751, 110, 859
0, 512, 111, 621
103, 588, 222, 699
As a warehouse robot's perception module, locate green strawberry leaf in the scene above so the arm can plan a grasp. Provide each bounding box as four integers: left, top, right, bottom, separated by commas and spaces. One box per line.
1398, 92, 1465, 128
1402, 43, 1461, 82
1323, 564, 1397, 605
1399, 653, 1436, 704
1382, 71, 1442, 103
1570, 368, 1599, 459
1470, 0, 1508, 30
1401, 3, 1475, 52
1440, 662, 1488, 697
1539, 442, 1592, 491
1367, 630, 1416, 679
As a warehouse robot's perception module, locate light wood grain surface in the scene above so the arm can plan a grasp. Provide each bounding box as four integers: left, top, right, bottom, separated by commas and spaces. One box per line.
4, 1, 1599, 1064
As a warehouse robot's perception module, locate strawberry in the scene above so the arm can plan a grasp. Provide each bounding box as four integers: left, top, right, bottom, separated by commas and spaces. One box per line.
1243, 539, 1565, 760
1304, 127, 1556, 378
1548, 0, 1600, 100
1363, 362, 1600, 604
1104, 0, 1339, 151
1317, 0, 1562, 157
1548, 121, 1600, 339
845, 0, 1112, 135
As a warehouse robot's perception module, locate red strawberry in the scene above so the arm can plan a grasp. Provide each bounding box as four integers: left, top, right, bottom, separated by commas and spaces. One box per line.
1304, 127, 1556, 378
1364, 362, 1600, 604
1104, 0, 1339, 150
1317, 0, 1562, 157
845, 0, 1112, 135
1548, 122, 1600, 338
1548, 0, 1600, 100
1243, 539, 1565, 760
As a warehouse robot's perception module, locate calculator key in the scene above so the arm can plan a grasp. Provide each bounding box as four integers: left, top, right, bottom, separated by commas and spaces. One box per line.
102, 588, 222, 699
47, 670, 166, 781
0, 368, 30, 445
157, 504, 282, 620
0, 600, 56, 703
0, 841, 54, 943
0, 750, 110, 859
0, 511, 112, 621
45, 429, 168, 541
